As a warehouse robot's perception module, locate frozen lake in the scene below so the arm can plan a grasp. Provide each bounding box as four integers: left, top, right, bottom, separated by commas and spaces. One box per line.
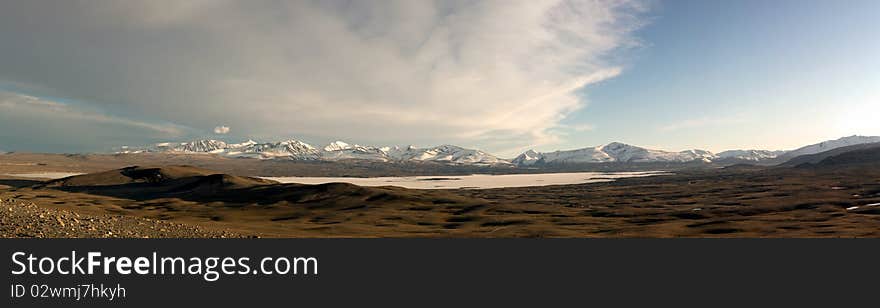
3, 172, 85, 179
4, 171, 669, 189
262, 171, 668, 189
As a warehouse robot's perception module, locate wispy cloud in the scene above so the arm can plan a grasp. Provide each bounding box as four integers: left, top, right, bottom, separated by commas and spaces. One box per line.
0, 0, 648, 152
0, 91, 184, 136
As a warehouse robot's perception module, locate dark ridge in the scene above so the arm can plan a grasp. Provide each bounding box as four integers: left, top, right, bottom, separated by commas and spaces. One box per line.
780, 142, 880, 167
33, 166, 486, 210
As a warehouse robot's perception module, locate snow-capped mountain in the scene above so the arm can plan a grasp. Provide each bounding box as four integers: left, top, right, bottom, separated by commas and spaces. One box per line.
530, 146, 613, 165
676, 149, 717, 162
514, 142, 715, 166
321, 144, 391, 161
140, 139, 509, 166
779, 135, 880, 159
157, 140, 229, 153
511, 150, 542, 166
228, 139, 258, 149
123, 135, 880, 167
716, 149, 786, 162
512, 136, 880, 166
602, 142, 715, 163
148, 139, 321, 160
323, 141, 352, 152
389, 145, 509, 165
225, 139, 321, 160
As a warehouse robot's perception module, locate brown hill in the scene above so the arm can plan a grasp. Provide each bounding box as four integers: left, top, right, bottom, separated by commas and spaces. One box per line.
8, 163, 880, 237
39, 165, 481, 208
46, 165, 274, 187
41, 166, 279, 200
14, 165, 497, 237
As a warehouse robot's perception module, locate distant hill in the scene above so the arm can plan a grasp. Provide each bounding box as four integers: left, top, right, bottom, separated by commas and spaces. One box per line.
43, 166, 278, 198
781, 142, 880, 167
778, 135, 880, 162
715, 149, 787, 162
40, 165, 483, 207
806, 146, 880, 168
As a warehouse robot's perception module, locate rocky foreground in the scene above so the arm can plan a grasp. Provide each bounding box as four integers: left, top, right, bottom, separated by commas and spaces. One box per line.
0, 198, 244, 238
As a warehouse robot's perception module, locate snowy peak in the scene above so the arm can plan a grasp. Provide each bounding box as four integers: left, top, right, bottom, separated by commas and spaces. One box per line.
141, 139, 508, 165
323, 141, 352, 152
388, 144, 509, 166
516, 142, 715, 165
676, 149, 716, 163
228, 139, 258, 148
278, 139, 316, 150
717, 149, 785, 161
321, 144, 390, 161
241, 139, 320, 159
601, 142, 635, 152
150, 138, 320, 160
160, 140, 229, 153
600, 142, 650, 162
599, 142, 714, 163
512, 149, 542, 166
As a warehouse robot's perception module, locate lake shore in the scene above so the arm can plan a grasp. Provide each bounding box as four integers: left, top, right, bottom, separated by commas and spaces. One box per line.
262, 171, 668, 189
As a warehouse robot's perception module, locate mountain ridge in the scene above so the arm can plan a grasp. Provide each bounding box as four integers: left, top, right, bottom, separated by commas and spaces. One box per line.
125, 139, 510, 166
119, 135, 880, 167
513, 142, 717, 166
778, 135, 880, 160
782, 141, 880, 167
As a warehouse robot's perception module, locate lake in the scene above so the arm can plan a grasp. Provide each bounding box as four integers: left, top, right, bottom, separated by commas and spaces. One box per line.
262, 171, 667, 189
3, 172, 85, 179
4, 171, 669, 189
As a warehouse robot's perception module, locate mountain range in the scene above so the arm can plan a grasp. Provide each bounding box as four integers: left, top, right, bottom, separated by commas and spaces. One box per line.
119, 135, 880, 167
512, 142, 717, 165
126, 139, 509, 166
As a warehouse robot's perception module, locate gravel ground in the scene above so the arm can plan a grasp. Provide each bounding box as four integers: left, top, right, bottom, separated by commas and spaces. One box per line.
0, 198, 245, 238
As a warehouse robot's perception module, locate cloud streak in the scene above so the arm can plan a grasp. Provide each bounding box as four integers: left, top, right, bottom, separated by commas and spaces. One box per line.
0, 0, 647, 152
0, 91, 183, 136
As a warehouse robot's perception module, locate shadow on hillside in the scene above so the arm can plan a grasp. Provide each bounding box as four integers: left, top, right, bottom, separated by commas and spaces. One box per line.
0, 179, 43, 188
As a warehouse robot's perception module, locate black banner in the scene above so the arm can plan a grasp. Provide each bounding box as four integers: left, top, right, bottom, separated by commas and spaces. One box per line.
3, 239, 877, 307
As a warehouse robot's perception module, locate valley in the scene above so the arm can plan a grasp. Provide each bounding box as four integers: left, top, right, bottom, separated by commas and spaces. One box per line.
3, 135, 880, 238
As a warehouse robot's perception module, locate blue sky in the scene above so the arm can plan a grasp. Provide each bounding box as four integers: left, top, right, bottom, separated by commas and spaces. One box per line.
0, 1, 878, 156
562, 0, 880, 152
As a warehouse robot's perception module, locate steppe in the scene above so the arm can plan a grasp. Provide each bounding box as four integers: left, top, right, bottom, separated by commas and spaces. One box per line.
3, 152, 880, 237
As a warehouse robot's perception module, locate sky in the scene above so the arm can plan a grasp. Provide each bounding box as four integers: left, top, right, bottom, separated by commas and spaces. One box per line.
0, 0, 878, 157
